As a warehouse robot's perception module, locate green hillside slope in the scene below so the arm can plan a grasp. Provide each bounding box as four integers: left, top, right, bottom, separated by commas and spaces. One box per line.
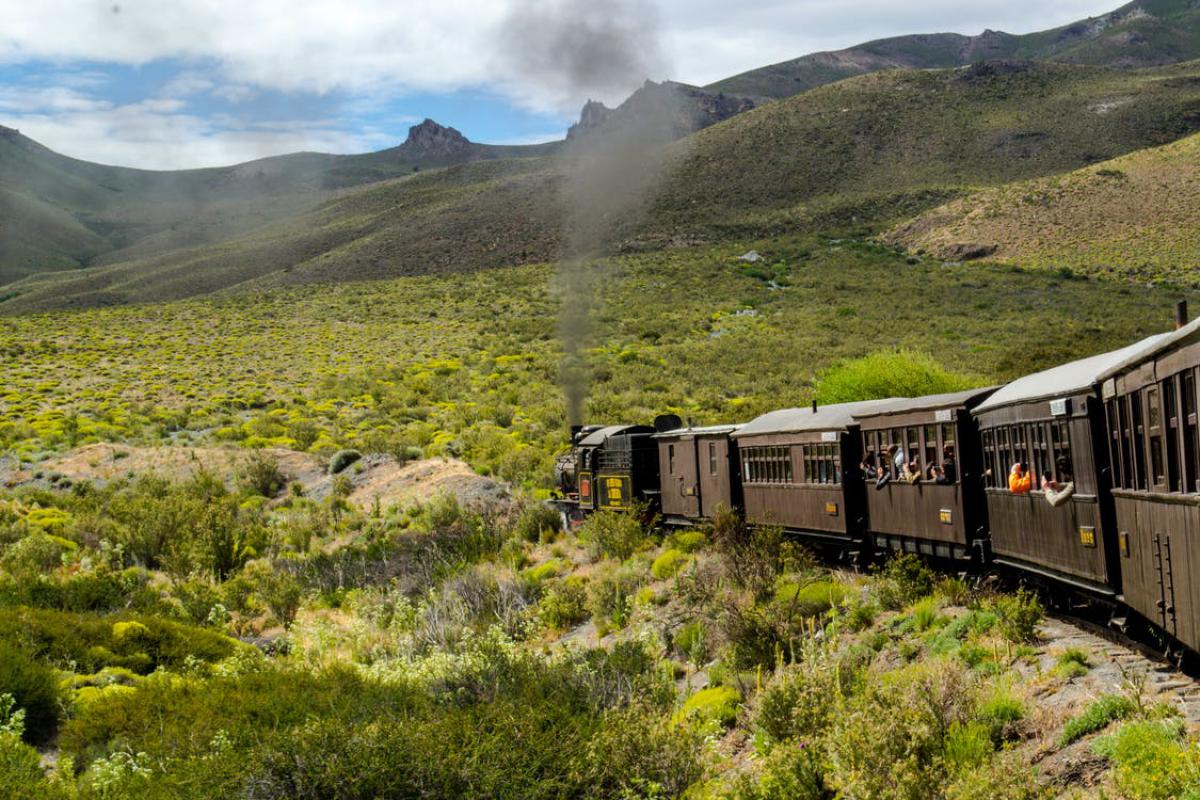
652, 60, 1200, 237
887, 131, 1200, 285
708, 0, 1200, 99
8, 59, 1200, 313
0, 121, 557, 289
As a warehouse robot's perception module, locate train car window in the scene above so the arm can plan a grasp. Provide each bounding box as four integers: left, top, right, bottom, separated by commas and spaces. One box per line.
1117, 397, 1134, 490
981, 429, 995, 488
996, 427, 1010, 477
923, 425, 938, 477
708, 442, 718, 476
1106, 400, 1123, 489
1146, 386, 1166, 490
1185, 370, 1199, 492
668, 444, 676, 476
1131, 392, 1148, 490
1164, 378, 1181, 493
1012, 425, 1028, 473
1033, 423, 1052, 486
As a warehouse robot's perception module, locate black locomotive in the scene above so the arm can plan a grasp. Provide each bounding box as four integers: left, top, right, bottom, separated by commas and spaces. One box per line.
556, 305, 1200, 658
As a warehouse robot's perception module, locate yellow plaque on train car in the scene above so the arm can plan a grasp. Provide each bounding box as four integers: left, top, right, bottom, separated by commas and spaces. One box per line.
825, 502, 839, 517
1079, 527, 1097, 548
601, 476, 629, 509
1118, 531, 1130, 558
939, 509, 953, 525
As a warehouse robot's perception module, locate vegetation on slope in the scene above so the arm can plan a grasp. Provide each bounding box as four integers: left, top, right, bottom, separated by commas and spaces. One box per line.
888, 131, 1200, 285
0, 235, 1193, 489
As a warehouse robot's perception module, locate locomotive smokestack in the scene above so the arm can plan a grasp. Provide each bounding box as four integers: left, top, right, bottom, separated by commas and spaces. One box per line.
1177, 300, 1189, 330
812, 400, 818, 413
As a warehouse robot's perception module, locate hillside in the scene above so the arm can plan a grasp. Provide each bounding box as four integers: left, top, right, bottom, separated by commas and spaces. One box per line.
0, 120, 557, 289
708, 0, 1200, 98
7, 59, 1200, 313
887, 131, 1200, 285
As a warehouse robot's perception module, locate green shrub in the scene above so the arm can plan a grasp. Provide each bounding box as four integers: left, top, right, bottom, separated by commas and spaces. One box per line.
675, 685, 740, 733
540, 577, 589, 630
732, 742, 827, 800
873, 553, 936, 610
587, 563, 645, 632
943, 721, 993, 772
909, 596, 944, 632
1094, 720, 1199, 800
991, 589, 1044, 644
976, 685, 1025, 745
814, 349, 979, 405
651, 549, 689, 580
523, 558, 570, 584
1057, 693, 1137, 747
1054, 647, 1090, 679
0, 728, 59, 800
0, 648, 60, 744
328, 449, 362, 475
238, 451, 288, 497
668, 530, 707, 554
578, 511, 646, 561
514, 503, 562, 543
774, 579, 847, 619
674, 621, 708, 665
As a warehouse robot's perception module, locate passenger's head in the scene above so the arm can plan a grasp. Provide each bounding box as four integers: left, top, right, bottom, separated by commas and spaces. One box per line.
943, 445, 955, 459
1056, 456, 1073, 481
887, 445, 899, 456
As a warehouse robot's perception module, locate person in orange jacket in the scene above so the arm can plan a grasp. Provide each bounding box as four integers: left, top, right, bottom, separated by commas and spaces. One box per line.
1009, 462, 1033, 494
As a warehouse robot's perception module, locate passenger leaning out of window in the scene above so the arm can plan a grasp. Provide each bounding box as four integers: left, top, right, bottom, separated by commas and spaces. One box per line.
861, 451, 879, 480
927, 445, 956, 485
1041, 456, 1075, 507
1009, 462, 1033, 494
904, 457, 922, 484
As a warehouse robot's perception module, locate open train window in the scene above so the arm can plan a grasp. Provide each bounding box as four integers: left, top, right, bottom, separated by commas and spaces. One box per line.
1050, 419, 1073, 482
1185, 370, 1199, 492
923, 425, 938, 477
981, 429, 996, 488
1106, 400, 1123, 489
907, 428, 920, 473
1131, 392, 1148, 490
1164, 378, 1181, 493
1030, 423, 1049, 486
1012, 425, 1028, 472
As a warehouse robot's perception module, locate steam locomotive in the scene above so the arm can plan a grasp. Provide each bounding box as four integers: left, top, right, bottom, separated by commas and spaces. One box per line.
553, 305, 1200, 658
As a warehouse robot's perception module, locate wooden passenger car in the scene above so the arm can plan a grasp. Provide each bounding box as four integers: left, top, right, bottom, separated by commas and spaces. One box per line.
1098, 318, 1200, 650
854, 388, 996, 562
731, 400, 900, 549
654, 425, 743, 526
972, 333, 1175, 596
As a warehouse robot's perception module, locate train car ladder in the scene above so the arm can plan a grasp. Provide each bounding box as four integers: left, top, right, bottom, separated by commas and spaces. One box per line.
1153, 533, 1179, 637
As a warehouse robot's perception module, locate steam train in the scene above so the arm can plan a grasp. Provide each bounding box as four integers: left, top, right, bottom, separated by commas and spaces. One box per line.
553, 306, 1200, 658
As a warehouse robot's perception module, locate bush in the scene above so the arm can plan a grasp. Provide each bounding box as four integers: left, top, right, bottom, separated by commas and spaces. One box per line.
0, 648, 60, 744
873, 553, 936, 610
328, 449, 362, 475
239, 451, 288, 497
578, 511, 646, 561
1094, 720, 1199, 800
668, 530, 707, 554
773, 579, 847, 619
539, 577, 589, 630
814, 349, 979, 404
674, 685, 740, 733
1057, 693, 1137, 747
991, 588, 1044, 644
943, 721, 993, 772
976, 685, 1025, 746
732, 742, 828, 800
514, 503, 562, 543
587, 563, 646, 632
651, 549, 689, 580
1055, 647, 1091, 679
674, 621, 708, 665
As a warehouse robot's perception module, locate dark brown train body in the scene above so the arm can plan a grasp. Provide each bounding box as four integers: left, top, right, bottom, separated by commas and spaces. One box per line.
730, 400, 899, 550
855, 389, 995, 562
1099, 318, 1200, 652
555, 309, 1200, 655
654, 425, 742, 526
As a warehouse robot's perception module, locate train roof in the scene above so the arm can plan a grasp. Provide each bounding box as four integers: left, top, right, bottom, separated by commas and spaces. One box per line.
975, 331, 1177, 413
1098, 318, 1200, 383
852, 387, 1000, 420
733, 399, 904, 438
577, 425, 655, 446
652, 424, 743, 439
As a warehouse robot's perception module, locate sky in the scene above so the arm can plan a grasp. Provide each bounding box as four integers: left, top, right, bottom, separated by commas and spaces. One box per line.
0, 0, 1122, 170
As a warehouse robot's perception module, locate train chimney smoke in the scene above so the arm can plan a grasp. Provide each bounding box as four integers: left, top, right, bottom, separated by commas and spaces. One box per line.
1177, 300, 1189, 330
495, 0, 677, 429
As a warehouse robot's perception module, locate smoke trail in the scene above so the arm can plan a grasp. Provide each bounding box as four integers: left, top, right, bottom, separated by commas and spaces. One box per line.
496, 0, 683, 426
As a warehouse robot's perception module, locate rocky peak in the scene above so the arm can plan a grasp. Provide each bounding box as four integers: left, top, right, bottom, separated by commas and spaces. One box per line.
566, 100, 614, 139
403, 118, 471, 156
566, 81, 756, 142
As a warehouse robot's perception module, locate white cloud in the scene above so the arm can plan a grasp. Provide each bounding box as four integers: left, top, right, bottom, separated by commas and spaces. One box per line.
0, 0, 1129, 167
0, 1, 1121, 104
